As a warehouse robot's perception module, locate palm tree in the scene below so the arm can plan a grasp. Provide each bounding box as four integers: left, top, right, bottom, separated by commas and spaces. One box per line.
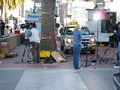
0, 0, 25, 21
41, 0, 56, 51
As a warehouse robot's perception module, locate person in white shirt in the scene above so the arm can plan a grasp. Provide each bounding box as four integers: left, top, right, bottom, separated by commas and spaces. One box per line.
29, 22, 40, 63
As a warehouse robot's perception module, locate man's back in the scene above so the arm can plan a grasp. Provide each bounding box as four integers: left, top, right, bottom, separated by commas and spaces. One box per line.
73, 30, 82, 46
29, 28, 40, 43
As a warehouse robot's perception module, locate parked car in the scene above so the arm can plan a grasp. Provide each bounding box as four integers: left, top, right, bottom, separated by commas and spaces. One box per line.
60, 25, 96, 54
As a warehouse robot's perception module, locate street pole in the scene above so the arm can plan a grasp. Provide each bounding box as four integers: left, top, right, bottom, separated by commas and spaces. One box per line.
33, 1, 36, 13
96, 20, 99, 61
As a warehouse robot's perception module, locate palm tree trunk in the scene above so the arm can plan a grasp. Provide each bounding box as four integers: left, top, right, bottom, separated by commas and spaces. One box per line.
4, 3, 8, 22
41, 0, 56, 51
1, 0, 8, 22
1, 0, 4, 19
2, 0, 5, 21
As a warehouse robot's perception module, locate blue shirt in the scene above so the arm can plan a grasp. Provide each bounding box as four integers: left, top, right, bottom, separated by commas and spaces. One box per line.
73, 30, 82, 46
115, 28, 120, 42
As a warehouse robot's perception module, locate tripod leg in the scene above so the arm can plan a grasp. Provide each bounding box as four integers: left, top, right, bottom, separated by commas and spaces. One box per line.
21, 43, 27, 63
89, 54, 96, 61
25, 46, 30, 62
92, 64, 96, 69
85, 54, 88, 67
28, 47, 32, 60
97, 53, 109, 64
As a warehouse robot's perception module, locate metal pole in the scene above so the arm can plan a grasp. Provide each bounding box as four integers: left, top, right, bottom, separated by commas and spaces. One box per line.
33, 0, 36, 12
96, 21, 99, 60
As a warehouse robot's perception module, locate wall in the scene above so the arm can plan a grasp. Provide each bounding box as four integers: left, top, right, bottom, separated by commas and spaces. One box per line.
1, 34, 24, 51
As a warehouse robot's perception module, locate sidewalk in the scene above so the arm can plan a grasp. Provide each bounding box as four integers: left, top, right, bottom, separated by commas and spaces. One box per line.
0, 44, 118, 90
0, 44, 117, 68
0, 68, 117, 90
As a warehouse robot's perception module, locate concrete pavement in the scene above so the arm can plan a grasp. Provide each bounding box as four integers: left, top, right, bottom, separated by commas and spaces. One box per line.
0, 44, 118, 90
0, 68, 117, 90
0, 44, 116, 68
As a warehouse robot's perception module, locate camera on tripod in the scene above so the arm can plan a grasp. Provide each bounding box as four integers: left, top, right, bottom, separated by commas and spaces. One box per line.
20, 23, 30, 29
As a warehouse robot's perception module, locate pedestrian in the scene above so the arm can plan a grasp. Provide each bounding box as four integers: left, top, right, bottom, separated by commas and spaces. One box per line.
0, 20, 5, 37
114, 22, 120, 61
13, 20, 18, 30
29, 22, 40, 63
73, 24, 82, 69
4, 25, 9, 35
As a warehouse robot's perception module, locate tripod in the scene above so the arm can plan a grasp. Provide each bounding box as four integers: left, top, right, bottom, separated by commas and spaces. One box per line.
21, 40, 32, 63
81, 43, 96, 68
89, 45, 103, 64
89, 21, 103, 64
81, 43, 89, 67
100, 45, 115, 63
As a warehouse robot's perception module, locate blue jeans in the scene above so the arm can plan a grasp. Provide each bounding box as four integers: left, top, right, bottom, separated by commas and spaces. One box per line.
73, 45, 81, 69
117, 42, 120, 61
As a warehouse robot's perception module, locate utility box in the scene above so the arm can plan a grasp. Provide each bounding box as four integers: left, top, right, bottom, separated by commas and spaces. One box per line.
40, 51, 51, 62
0, 42, 9, 58
40, 51, 51, 58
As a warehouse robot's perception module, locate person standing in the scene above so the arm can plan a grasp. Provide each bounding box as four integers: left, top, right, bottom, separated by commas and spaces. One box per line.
114, 22, 120, 61
13, 20, 18, 30
73, 24, 82, 69
29, 23, 40, 63
0, 20, 5, 36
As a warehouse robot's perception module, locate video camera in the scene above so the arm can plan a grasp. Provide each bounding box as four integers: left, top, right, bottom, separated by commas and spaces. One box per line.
20, 23, 30, 29
20, 22, 36, 29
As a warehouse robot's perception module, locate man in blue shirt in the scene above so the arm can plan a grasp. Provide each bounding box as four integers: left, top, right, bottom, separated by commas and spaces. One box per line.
73, 24, 82, 69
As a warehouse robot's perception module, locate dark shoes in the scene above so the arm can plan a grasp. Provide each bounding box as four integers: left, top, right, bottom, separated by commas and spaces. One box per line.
74, 67, 81, 69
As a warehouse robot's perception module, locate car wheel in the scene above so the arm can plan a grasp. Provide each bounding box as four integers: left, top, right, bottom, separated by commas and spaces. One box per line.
64, 49, 69, 54
63, 46, 69, 54
90, 50, 95, 54
60, 40, 64, 50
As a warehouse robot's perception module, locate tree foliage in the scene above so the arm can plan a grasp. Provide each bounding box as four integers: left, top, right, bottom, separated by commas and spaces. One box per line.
0, 0, 25, 10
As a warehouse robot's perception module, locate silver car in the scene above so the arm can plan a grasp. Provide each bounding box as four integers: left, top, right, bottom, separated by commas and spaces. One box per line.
60, 26, 96, 54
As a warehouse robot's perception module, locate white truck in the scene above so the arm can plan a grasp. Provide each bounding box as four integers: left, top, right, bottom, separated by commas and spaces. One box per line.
60, 25, 96, 54
86, 10, 116, 43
